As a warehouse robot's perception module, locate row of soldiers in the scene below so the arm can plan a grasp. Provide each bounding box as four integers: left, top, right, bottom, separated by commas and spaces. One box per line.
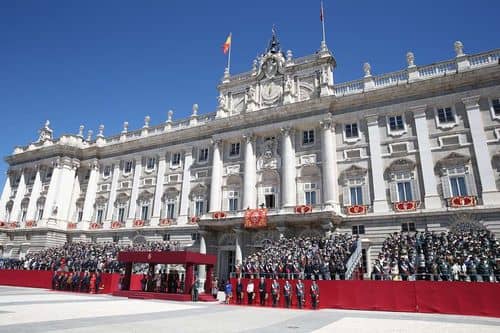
51, 271, 102, 293
231, 277, 320, 309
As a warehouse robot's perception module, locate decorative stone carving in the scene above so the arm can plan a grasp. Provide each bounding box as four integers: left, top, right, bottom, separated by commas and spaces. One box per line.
246, 86, 257, 112
192, 103, 199, 117
449, 212, 484, 232
226, 165, 240, 175
300, 154, 317, 166
257, 137, 280, 171
144, 116, 150, 128
454, 41, 464, 57
217, 94, 227, 112
122, 121, 129, 134
38, 120, 53, 142
97, 124, 104, 138
86, 130, 93, 141
406, 51, 415, 67
363, 62, 371, 77
77, 125, 84, 138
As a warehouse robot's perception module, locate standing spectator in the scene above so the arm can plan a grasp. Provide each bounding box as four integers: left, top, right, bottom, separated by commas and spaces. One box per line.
246, 279, 255, 305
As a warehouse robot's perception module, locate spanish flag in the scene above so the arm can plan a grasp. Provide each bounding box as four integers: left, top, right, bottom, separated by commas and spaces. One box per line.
222, 33, 232, 55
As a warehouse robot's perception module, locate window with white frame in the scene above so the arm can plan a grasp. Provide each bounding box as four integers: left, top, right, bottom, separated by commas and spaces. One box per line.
389, 171, 417, 203
45, 169, 52, 181
437, 107, 455, 123
490, 98, 500, 118
229, 142, 240, 157
441, 165, 477, 198
117, 206, 126, 223
401, 222, 416, 232
77, 209, 83, 222
194, 196, 205, 217
302, 130, 315, 145
96, 208, 104, 223
20, 207, 27, 222
343, 177, 369, 206
141, 204, 150, 221
146, 157, 156, 170
171, 152, 181, 166
352, 225, 365, 235
103, 166, 111, 178
198, 148, 209, 162
166, 199, 176, 219
388, 115, 405, 131
36, 205, 44, 221
262, 186, 276, 209
303, 183, 318, 205
124, 160, 133, 174
345, 123, 359, 139
227, 191, 239, 211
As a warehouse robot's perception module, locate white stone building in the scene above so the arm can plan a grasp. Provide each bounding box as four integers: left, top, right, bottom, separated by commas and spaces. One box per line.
1, 32, 500, 279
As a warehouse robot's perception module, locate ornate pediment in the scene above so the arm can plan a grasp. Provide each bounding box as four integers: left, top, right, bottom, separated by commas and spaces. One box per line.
437, 152, 470, 169
341, 165, 368, 179
257, 137, 281, 171
388, 159, 415, 172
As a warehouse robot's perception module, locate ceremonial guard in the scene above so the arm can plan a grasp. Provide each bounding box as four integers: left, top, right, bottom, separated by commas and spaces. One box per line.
310, 280, 320, 309
246, 279, 255, 305
271, 279, 280, 307
258, 277, 267, 306
283, 280, 292, 308
295, 279, 304, 309
236, 278, 244, 304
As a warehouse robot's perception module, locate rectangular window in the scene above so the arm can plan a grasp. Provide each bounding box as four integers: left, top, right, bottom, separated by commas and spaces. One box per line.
492, 98, 500, 116
118, 207, 125, 223
21, 210, 27, 222
305, 191, 316, 205
402, 222, 416, 232
397, 182, 413, 201
163, 234, 170, 241
166, 203, 175, 219
141, 205, 149, 221
352, 225, 365, 235
437, 107, 455, 123
103, 166, 111, 178
84, 170, 91, 180
229, 198, 238, 211
195, 200, 204, 217
172, 153, 181, 166
198, 148, 209, 162
265, 194, 276, 209
450, 176, 467, 196
388, 115, 404, 131
146, 158, 156, 170
229, 142, 240, 156
96, 209, 104, 223
302, 130, 315, 145
345, 123, 359, 138
350, 186, 363, 205
37, 208, 44, 221
77, 210, 83, 222
124, 161, 133, 173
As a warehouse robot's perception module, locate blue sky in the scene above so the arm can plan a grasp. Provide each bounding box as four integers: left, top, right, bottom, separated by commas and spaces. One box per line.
1, 0, 499, 188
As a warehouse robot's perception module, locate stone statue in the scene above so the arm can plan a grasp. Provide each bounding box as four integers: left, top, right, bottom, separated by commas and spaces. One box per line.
144, 116, 150, 128
247, 86, 256, 103
218, 94, 227, 110
406, 52, 415, 67
363, 62, 371, 77
97, 124, 104, 137
167, 110, 173, 122
122, 121, 129, 133
454, 41, 464, 57
38, 120, 53, 142
192, 103, 199, 116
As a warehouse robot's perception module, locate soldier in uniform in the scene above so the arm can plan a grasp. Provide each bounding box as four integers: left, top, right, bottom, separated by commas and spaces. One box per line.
271, 279, 280, 307
295, 279, 304, 309
258, 277, 267, 306
310, 279, 320, 310
283, 280, 292, 308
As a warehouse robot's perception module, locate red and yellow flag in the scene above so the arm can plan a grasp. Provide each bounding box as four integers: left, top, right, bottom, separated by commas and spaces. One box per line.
222, 33, 232, 54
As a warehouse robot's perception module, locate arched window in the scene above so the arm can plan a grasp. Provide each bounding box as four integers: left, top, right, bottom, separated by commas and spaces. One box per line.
115, 193, 129, 223
36, 197, 45, 221
386, 159, 421, 204
137, 191, 153, 221
224, 175, 241, 212
20, 198, 29, 223
162, 188, 179, 219
437, 153, 477, 199
190, 184, 207, 217
340, 165, 370, 207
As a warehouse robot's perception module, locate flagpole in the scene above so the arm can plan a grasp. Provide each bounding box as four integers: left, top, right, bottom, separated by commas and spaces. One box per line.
227, 32, 232, 73
321, 1, 326, 44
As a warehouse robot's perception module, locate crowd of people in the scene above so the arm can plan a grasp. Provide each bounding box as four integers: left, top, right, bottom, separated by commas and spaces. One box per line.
372, 230, 500, 282
51, 270, 103, 294
0, 240, 178, 273
239, 233, 358, 280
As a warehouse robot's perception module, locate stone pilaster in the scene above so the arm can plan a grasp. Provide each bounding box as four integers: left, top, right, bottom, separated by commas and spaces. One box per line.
366, 115, 389, 212
26, 165, 42, 222
242, 133, 257, 209
151, 154, 166, 225
280, 127, 297, 208
127, 157, 143, 224
320, 117, 339, 212
178, 148, 193, 225
209, 139, 223, 212
81, 160, 99, 228
105, 162, 120, 224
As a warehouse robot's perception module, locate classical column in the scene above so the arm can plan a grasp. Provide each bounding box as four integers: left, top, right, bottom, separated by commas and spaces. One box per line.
463, 96, 500, 205
67, 166, 81, 222
10, 169, 26, 224
81, 160, 99, 228
209, 139, 223, 212
178, 148, 193, 225
320, 118, 339, 212
151, 154, 167, 225
26, 166, 42, 222
411, 105, 441, 209
43, 159, 63, 223
198, 230, 207, 288
234, 228, 243, 267
242, 133, 257, 209
105, 162, 120, 222
280, 127, 297, 208
366, 115, 389, 212
0, 171, 12, 221
127, 157, 143, 223
53, 157, 79, 226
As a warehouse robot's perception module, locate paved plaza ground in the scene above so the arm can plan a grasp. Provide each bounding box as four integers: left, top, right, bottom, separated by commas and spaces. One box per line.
0, 286, 499, 332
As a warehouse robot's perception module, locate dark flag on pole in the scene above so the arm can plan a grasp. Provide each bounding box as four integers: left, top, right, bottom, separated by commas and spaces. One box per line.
320, 1, 324, 22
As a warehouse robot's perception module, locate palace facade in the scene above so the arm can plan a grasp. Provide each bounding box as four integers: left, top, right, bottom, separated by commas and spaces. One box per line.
1, 33, 500, 279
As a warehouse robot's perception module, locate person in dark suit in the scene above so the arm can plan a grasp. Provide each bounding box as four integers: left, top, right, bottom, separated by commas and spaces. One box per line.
310, 280, 320, 310
295, 279, 304, 309
236, 278, 244, 304
258, 277, 267, 306
95, 271, 102, 294
283, 280, 292, 308
271, 279, 280, 307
